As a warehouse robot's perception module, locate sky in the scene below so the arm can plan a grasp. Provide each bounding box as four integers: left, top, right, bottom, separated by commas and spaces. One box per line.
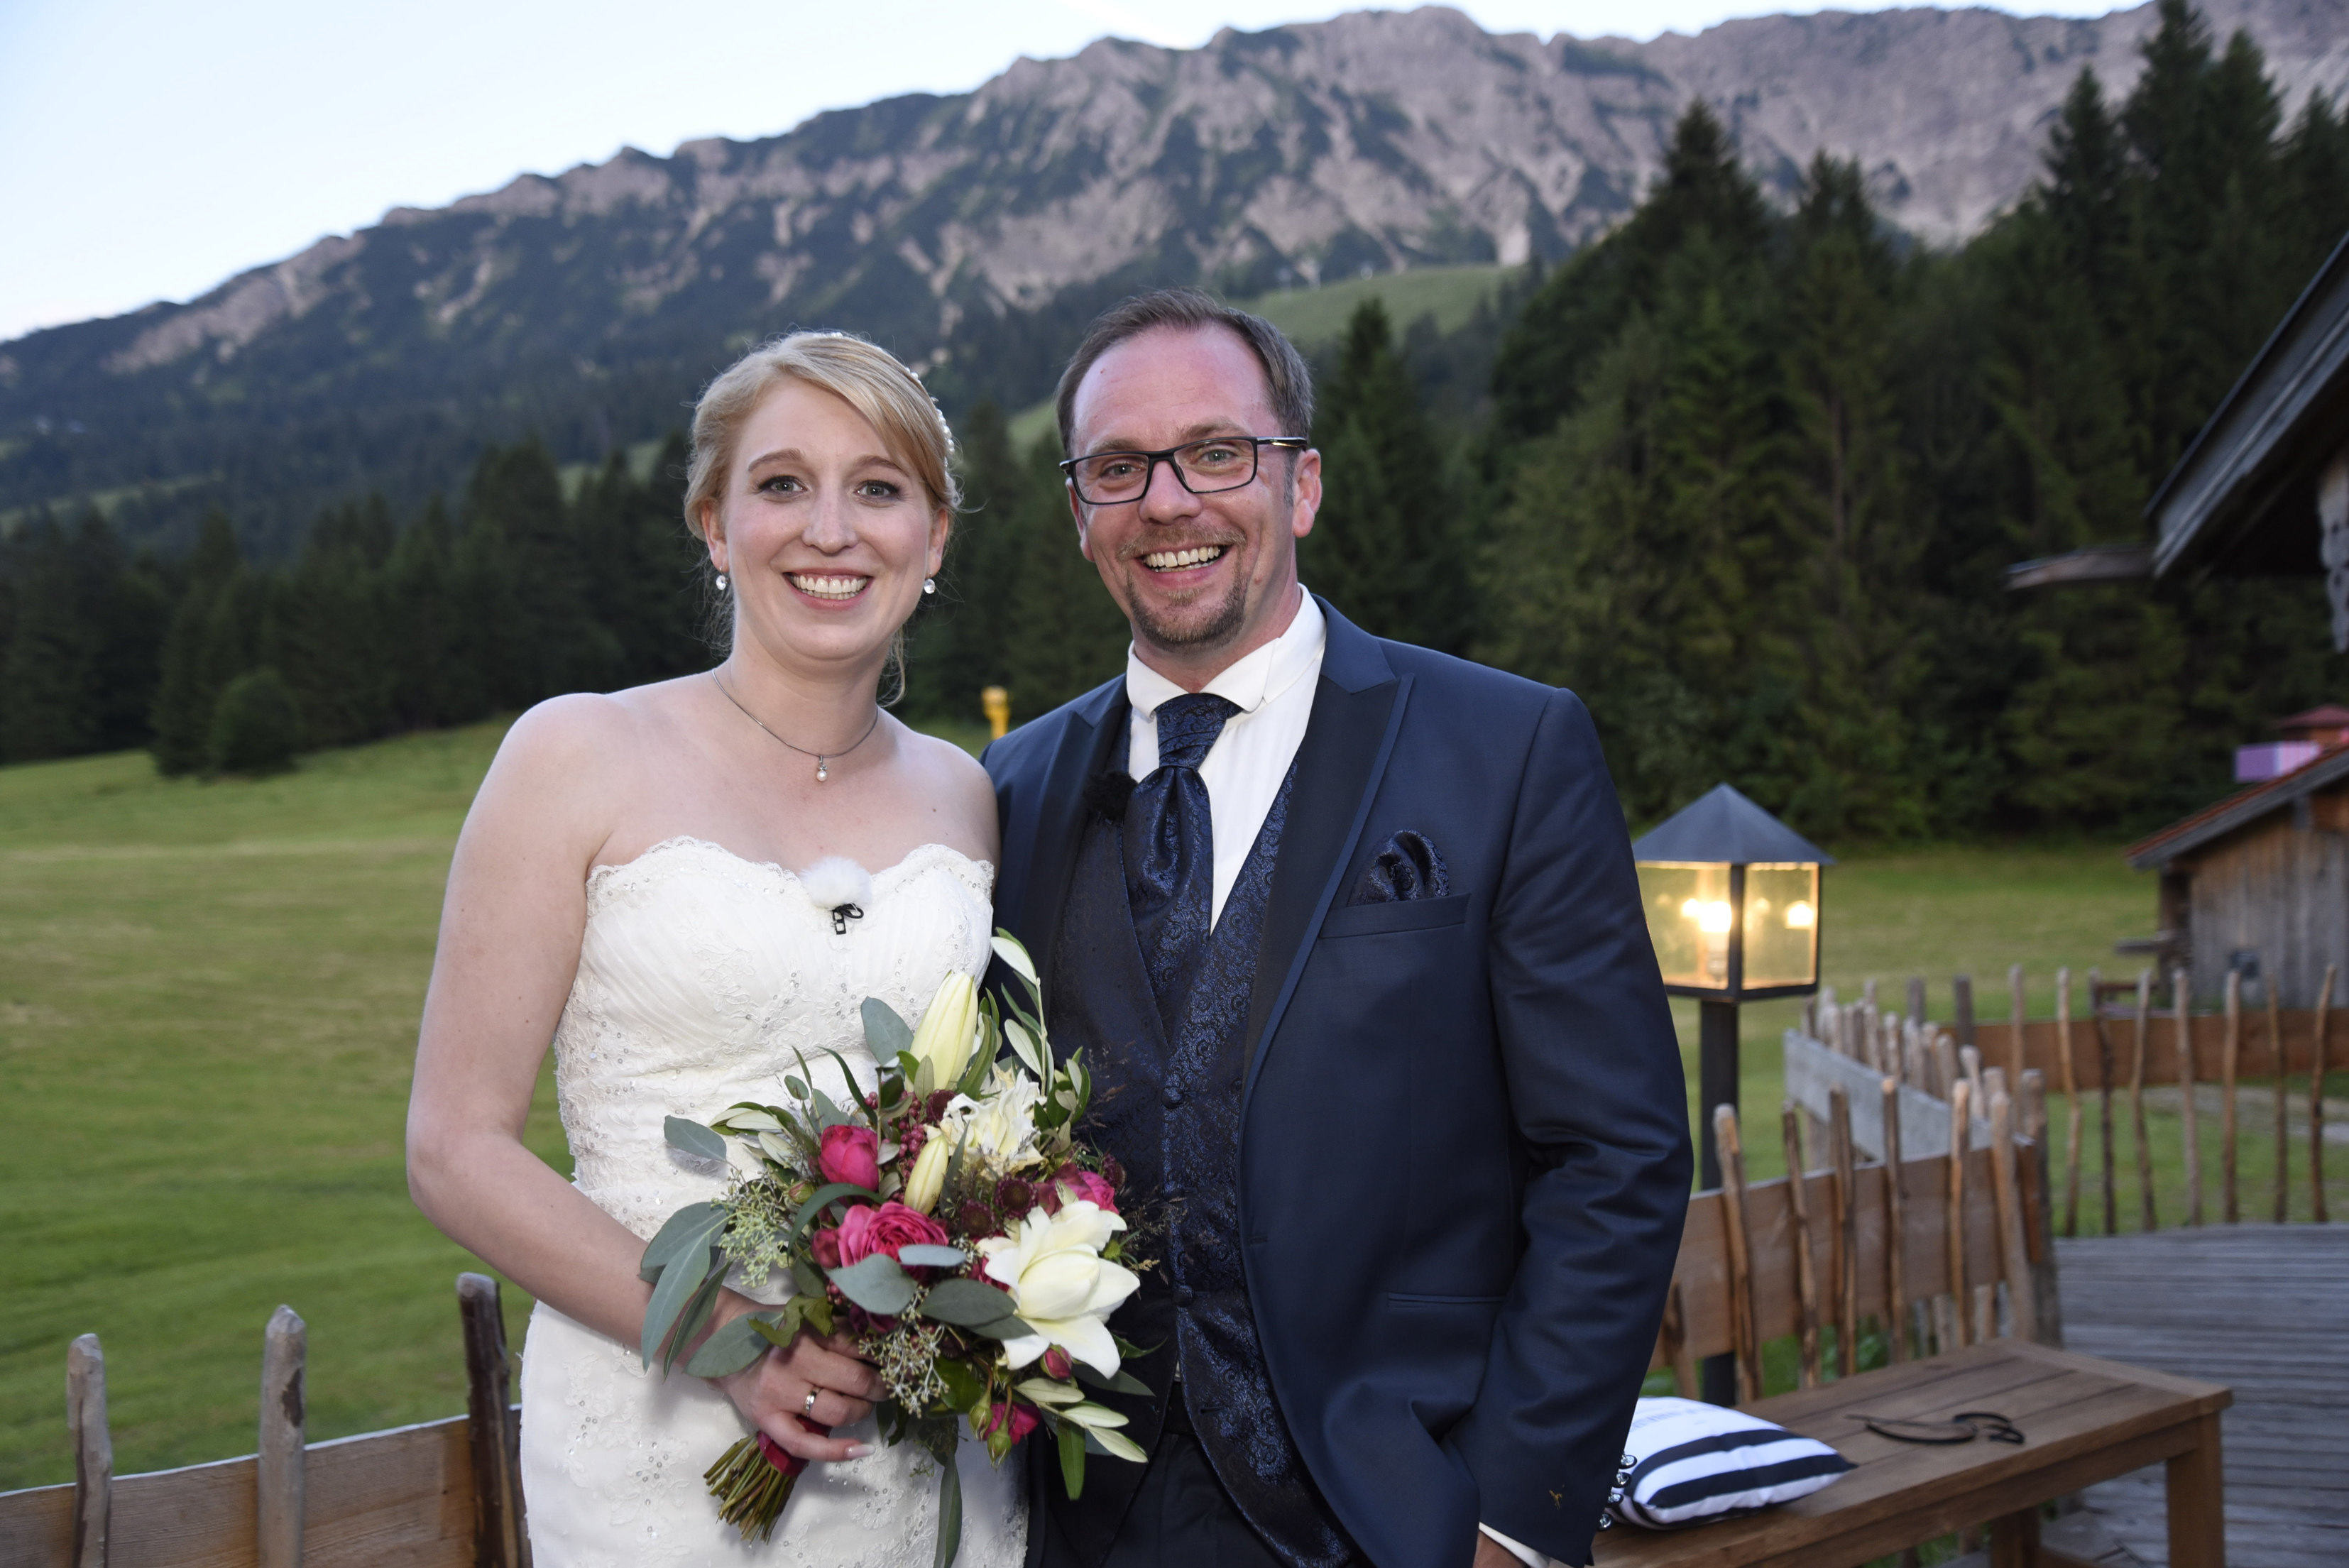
0, 0, 2130, 345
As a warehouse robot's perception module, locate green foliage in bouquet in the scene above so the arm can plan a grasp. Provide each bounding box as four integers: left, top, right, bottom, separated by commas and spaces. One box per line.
636, 933, 1149, 1566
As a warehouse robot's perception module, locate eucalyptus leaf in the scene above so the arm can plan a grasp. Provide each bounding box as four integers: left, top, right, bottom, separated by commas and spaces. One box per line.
637, 1201, 723, 1283
917, 1278, 1024, 1330
664, 1264, 733, 1377
718, 1108, 783, 1133
638, 1241, 718, 1369
792, 1258, 827, 1299
862, 997, 915, 1061
1058, 1418, 1086, 1500
683, 1314, 769, 1378
786, 1075, 811, 1101
663, 1115, 728, 1163
894, 1244, 968, 1268
787, 1181, 880, 1245
828, 1252, 918, 1316
1073, 1364, 1151, 1398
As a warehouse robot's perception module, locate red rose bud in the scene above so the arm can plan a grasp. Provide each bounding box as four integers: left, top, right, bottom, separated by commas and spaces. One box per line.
833, 1200, 950, 1269
817, 1124, 882, 1190
1101, 1155, 1125, 1190
1041, 1347, 1074, 1381
810, 1226, 843, 1268
982, 1401, 1039, 1444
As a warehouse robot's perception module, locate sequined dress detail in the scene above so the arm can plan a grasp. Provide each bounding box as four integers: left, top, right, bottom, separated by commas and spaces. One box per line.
517, 837, 1026, 1567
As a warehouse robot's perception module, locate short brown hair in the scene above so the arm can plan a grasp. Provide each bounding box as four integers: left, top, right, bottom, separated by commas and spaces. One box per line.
684, 330, 958, 539
1053, 288, 1314, 456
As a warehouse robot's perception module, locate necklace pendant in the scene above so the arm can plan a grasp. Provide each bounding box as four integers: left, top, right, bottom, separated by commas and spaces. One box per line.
816, 759, 830, 783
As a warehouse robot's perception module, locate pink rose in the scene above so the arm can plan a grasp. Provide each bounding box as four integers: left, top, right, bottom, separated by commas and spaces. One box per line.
1054, 1169, 1119, 1214
983, 1401, 1039, 1444
818, 1124, 881, 1190
810, 1226, 842, 1269
833, 1200, 949, 1269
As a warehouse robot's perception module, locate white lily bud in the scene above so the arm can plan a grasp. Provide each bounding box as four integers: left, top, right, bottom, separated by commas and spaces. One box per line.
903, 1130, 954, 1214
908, 971, 978, 1088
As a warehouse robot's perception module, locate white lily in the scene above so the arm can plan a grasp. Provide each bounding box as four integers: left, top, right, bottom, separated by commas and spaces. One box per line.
941, 1063, 1045, 1177
975, 1200, 1140, 1377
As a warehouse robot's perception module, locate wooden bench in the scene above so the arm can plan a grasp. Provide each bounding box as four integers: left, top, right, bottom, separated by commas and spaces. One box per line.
1597, 1079, 2232, 1568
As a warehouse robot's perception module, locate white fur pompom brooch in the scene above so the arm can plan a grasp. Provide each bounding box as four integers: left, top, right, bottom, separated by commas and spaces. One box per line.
800, 856, 874, 935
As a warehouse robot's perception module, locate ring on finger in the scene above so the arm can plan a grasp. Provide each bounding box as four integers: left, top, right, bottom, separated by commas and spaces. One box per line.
802, 1388, 820, 1416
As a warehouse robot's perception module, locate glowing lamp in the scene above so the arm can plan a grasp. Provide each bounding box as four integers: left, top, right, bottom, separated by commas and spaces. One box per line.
1632, 784, 1833, 1003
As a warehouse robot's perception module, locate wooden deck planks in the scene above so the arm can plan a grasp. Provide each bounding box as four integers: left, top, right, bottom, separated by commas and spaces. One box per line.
2057, 1224, 2349, 1568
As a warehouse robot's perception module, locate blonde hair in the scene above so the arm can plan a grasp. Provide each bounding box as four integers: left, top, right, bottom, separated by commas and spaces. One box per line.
684, 330, 960, 541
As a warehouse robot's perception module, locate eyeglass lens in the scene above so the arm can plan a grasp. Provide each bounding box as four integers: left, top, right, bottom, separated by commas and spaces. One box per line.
1071, 438, 1259, 503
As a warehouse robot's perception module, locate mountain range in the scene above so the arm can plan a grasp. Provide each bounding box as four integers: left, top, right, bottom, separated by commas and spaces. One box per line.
6, 0, 2346, 552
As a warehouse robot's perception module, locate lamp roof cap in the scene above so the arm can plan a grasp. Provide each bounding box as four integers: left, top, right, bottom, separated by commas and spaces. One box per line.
1631, 783, 1835, 866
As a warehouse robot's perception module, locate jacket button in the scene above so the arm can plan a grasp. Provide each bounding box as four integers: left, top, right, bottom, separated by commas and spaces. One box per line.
1174, 1286, 1195, 1307
1161, 1085, 1184, 1107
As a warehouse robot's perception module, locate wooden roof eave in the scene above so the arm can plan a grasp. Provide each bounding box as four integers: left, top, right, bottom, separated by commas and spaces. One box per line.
2125, 743, 2349, 871
2145, 227, 2349, 582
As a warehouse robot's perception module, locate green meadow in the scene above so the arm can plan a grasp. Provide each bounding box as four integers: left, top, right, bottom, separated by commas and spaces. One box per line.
4, 722, 2336, 1490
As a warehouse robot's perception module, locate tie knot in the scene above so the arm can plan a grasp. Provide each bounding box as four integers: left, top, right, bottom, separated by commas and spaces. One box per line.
1153, 692, 1240, 772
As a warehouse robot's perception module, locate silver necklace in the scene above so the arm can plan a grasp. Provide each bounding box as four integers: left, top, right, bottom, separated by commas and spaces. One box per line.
711, 672, 882, 783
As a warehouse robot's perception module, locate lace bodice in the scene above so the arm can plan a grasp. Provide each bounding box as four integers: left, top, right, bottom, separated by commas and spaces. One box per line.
520, 835, 1024, 1567
554, 836, 993, 1238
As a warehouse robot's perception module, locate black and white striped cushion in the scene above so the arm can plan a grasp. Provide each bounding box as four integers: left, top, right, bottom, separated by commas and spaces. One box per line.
1610, 1397, 1854, 1530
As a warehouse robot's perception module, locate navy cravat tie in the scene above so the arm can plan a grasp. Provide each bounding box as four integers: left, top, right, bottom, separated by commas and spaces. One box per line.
1124, 691, 1240, 1026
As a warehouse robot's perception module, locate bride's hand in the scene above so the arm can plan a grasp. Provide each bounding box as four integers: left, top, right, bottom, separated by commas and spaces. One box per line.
711, 1327, 884, 1464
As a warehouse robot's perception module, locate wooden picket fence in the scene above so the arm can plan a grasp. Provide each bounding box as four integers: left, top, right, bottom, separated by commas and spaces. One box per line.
0, 1274, 529, 1568
1797, 962, 2339, 1237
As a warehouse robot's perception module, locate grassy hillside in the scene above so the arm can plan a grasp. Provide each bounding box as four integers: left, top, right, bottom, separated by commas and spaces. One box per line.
5, 720, 2323, 1491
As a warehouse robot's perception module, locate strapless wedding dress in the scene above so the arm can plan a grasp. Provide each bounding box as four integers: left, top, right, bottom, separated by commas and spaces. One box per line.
518, 837, 1026, 1567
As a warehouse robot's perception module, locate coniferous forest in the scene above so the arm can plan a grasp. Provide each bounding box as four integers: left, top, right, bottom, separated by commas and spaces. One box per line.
2, 1, 2344, 838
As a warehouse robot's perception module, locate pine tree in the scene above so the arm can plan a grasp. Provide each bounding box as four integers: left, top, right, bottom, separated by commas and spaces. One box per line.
1000, 435, 1131, 721
906, 401, 1035, 724
150, 509, 244, 775
1302, 300, 1469, 651
0, 515, 98, 762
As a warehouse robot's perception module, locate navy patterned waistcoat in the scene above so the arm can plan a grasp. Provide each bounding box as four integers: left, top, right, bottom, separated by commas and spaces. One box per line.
1041, 765, 1357, 1568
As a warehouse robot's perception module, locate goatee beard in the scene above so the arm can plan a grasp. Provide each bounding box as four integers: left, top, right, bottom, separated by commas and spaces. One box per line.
1127, 569, 1249, 652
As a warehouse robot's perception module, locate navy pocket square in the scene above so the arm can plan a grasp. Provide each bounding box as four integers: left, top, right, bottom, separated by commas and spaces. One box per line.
1350, 829, 1450, 904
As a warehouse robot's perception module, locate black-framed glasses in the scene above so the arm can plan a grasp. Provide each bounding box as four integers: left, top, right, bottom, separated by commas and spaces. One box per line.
1059, 436, 1308, 505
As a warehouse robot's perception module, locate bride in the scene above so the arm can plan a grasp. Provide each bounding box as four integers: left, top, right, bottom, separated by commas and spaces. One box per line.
406, 332, 1024, 1565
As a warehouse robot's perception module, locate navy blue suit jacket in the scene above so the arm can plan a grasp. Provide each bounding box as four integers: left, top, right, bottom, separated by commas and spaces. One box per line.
984, 602, 1691, 1567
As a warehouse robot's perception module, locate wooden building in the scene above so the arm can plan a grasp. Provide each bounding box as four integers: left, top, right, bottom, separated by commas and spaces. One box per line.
2141, 227, 2349, 645
2127, 745, 2349, 1007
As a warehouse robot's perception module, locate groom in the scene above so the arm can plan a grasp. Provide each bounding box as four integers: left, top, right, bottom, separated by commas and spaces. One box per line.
984, 289, 1691, 1568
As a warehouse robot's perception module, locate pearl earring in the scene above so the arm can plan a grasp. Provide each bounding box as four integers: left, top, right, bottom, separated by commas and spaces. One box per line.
716, 572, 728, 591
923, 577, 936, 595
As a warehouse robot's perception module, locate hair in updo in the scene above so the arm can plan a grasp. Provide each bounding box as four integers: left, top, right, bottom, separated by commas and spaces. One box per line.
683, 330, 960, 542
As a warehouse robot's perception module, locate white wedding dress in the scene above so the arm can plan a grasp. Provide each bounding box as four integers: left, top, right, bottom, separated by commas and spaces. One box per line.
518, 836, 1027, 1567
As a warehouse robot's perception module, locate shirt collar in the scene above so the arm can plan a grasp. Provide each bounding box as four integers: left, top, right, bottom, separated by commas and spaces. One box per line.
1124, 586, 1325, 721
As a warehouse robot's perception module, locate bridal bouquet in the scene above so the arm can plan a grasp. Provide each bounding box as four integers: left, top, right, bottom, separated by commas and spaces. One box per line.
637, 933, 1149, 1564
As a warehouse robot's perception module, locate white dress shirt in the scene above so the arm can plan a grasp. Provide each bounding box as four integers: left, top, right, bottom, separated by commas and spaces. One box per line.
1124, 586, 1325, 928
1123, 586, 1553, 1568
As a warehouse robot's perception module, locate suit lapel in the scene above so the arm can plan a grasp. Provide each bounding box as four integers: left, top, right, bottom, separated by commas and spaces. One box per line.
1241, 603, 1409, 1102
1011, 679, 1129, 983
